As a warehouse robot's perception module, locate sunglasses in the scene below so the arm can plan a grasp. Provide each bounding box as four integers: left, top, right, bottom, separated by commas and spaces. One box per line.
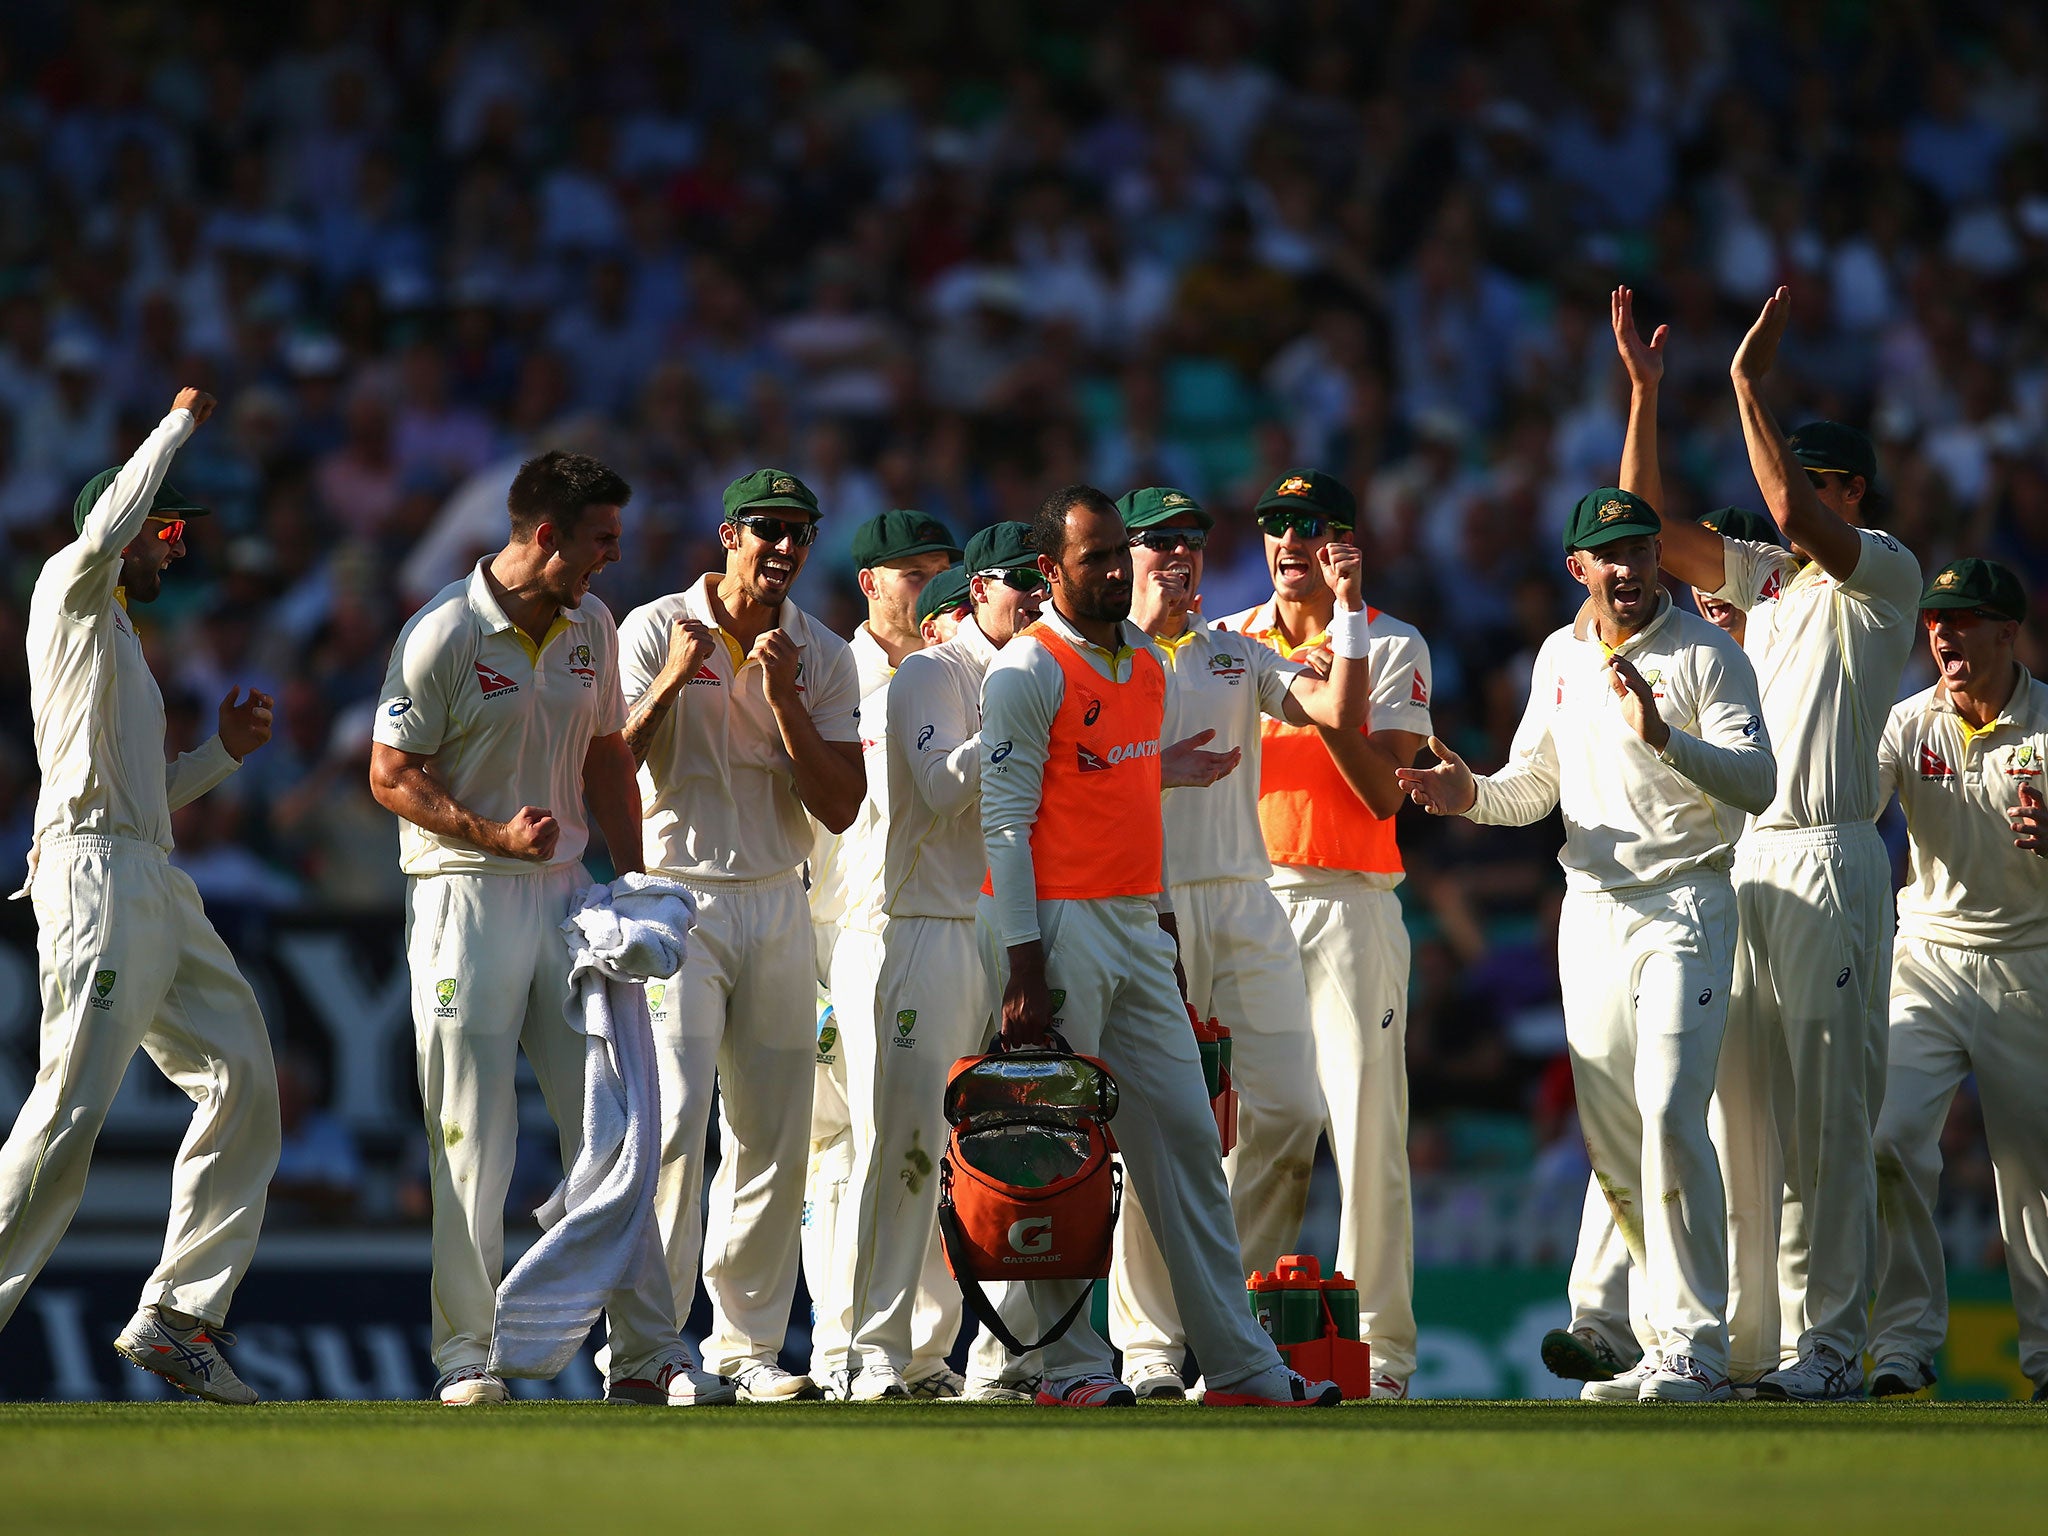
1922, 607, 2010, 628
1130, 529, 1208, 553
150, 518, 186, 543
733, 514, 818, 548
1258, 513, 1352, 540
977, 567, 1049, 593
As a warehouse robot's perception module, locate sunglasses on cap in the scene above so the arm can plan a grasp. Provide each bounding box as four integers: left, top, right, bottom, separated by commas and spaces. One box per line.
976, 567, 1048, 593
1129, 528, 1208, 553
733, 514, 818, 548
150, 517, 186, 544
1922, 607, 2012, 628
1258, 512, 1352, 541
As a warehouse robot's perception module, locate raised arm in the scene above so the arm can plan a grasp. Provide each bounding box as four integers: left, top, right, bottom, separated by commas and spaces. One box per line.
1729, 287, 1864, 581
1611, 287, 1725, 593
755, 629, 865, 834
622, 616, 716, 766
1276, 543, 1370, 731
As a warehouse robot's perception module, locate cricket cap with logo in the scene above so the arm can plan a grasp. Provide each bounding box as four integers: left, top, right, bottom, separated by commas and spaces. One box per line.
916, 563, 972, 623
1564, 487, 1662, 553
722, 467, 820, 522
851, 509, 962, 568
72, 466, 208, 534
1787, 421, 1879, 486
1117, 486, 1213, 531
964, 520, 1039, 573
1698, 506, 1784, 549
1253, 468, 1356, 528
1920, 558, 2027, 624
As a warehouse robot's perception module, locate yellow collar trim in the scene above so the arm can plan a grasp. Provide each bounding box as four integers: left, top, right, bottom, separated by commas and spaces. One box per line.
114, 588, 129, 611
1154, 626, 1203, 658
511, 614, 573, 665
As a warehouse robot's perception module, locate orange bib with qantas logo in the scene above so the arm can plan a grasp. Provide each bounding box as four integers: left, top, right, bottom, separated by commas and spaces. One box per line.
1026, 623, 1166, 900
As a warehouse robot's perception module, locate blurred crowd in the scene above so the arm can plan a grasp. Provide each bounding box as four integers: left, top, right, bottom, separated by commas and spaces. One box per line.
1, 0, 2040, 1236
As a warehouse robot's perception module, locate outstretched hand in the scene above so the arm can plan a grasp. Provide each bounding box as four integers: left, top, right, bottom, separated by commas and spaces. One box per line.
1611, 286, 1666, 391
1732, 286, 1790, 385
1606, 652, 1671, 752
1161, 728, 1242, 788
1394, 735, 1476, 816
2011, 782, 2048, 856
218, 686, 273, 760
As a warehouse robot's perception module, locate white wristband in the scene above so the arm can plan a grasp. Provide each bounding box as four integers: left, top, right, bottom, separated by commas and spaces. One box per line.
1327, 604, 1370, 659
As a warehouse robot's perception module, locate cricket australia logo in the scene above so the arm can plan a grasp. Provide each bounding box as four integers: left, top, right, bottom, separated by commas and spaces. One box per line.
1207, 651, 1247, 686
567, 643, 595, 687
434, 978, 459, 1017
894, 1009, 917, 1048
816, 1022, 839, 1063
2006, 743, 2042, 779
646, 983, 667, 1017
90, 969, 116, 1011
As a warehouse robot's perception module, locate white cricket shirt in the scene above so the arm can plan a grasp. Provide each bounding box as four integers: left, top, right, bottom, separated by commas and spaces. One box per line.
808, 625, 892, 929
1879, 669, 2048, 949
25, 407, 240, 875
620, 576, 860, 882
1471, 595, 1776, 893
884, 615, 1001, 920
1710, 527, 1922, 830
375, 559, 625, 876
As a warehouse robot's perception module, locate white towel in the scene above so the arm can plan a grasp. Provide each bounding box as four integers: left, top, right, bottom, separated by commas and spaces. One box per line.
489, 873, 697, 1379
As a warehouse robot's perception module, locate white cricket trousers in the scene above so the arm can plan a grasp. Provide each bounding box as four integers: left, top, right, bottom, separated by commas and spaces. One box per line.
803, 920, 853, 1378
407, 863, 677, 1375
1560, 873, 1736, 1375
1567, 1173, 1644, 1359
0, 836, 278, 1331
996, 895, 1286, 1390
846, 914, 980, 1376
1277, 874, 1417, 1380
1110, 876, 1321, 1378
1713, 822, 1891, 1375
1872, 938, 2048, 1390
652, 871, 815, 1376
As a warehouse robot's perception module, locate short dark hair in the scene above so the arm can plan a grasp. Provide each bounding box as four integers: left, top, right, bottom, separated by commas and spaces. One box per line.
1030, 483, 1119, 563
507, 450, 631, 540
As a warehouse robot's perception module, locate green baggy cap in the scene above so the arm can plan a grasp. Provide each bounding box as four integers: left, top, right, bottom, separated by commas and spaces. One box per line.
1564, 487, 1662, 553
1921, 558, 2027, 624
72, 467, 208, 534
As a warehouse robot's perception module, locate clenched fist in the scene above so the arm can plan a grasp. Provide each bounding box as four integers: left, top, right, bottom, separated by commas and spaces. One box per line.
497, 805, 560, 862
218, 687, 273, 760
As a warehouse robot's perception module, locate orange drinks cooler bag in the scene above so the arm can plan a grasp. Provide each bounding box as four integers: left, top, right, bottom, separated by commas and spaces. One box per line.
937, 1039, 1122, 1354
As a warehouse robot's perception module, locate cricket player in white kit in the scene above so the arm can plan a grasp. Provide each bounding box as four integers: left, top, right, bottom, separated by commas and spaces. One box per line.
372, 451, 692, 1406
1401, 487, 1775, 1401
1109, 485, 1371, 1399
806, 509, 964, 1400
984, 485, 1338, 1409
840, 524, 1046, 1400
620, 469, 863, 1400
1612, 285, 1922, 1396
1867, 559, 2048, 1403
1221, 468, 1436, 1396
0, 389, 280, 1404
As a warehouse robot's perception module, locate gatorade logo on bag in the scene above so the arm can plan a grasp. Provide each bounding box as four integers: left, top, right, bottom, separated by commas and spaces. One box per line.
1007, 1217, 1055, 1257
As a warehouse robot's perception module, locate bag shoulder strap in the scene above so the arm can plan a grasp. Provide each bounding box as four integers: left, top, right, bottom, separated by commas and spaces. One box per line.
936, 1163, 1122, 1356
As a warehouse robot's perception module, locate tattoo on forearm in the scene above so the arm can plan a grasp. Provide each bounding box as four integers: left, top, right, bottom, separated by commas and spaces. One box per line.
623, 691, 678, 765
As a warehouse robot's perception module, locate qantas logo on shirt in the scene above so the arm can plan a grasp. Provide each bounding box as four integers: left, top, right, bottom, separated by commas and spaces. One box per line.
1554, 676, 1565, 705
475, 662, 520, 698
1918, 743, 1954, 780
1759, 569, 1783, 603
1078, 740, 1159, 772
1411, 669, 1429, 705
686, 664, 721, 686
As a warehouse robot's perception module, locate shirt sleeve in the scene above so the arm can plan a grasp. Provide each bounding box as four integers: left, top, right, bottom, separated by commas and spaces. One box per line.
807, 637, 862, 744
617, 602, 670, 711
1708, 537, 1798, 614
1657, 636, 1776, 815
980, 639, 1060, 945
373, 609, 456, 756
48, 407, 195, 620
1369, 626, 1434, 737
1470, 645, 1562, 826
891, 652, 979, 820
1248, 634, 1303, 722
1836, 527, 1923, 628
1876, 703, 1907, 816
165, 735, 241, 811
592, 605, 626, 735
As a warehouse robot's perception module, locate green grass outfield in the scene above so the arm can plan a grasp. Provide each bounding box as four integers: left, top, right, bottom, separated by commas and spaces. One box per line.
3, 1400, 2044, 1533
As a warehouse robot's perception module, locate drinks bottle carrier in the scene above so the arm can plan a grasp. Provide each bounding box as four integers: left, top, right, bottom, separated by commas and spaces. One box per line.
936, 1034, 1122, 1354
1247, 1253, 1376, 1399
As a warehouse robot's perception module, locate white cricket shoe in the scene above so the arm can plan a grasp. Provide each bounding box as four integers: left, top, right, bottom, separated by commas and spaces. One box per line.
606, 1347, 737, 1406
1640, 1355, 1733, 1402
904, 1365, 966, 1399
851, 1364, 910, 1401
1369, 1374, 1409, 1400
962, 1376, 1039, 1402
1756, 1343, 1863, 1402
1580, 1357, 1657, 1402
734, 1361, 825, 1402
435, 1365, 510, 1406
113, 1309, 259, 1405
820, 1367, 855, 1401
1126, 1364, 1187, 1401
1869, 1357, 1935, 1399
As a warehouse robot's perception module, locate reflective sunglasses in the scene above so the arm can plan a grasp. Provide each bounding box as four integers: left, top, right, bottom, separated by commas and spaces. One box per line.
151, 518, 187, 544
1922, 607, 2010, 629
733, 514, 818, 548
1130, 528, 1208, 553
977, 566, 1049, 593
1258, 512, 1351, 540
